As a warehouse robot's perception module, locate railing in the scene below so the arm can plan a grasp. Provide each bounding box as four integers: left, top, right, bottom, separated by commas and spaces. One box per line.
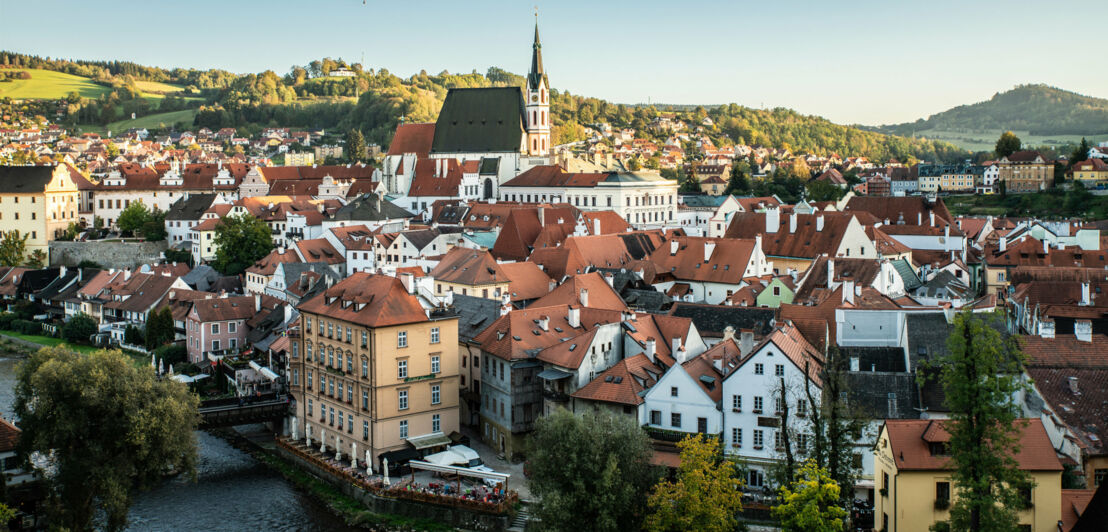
542, 389, 569, 403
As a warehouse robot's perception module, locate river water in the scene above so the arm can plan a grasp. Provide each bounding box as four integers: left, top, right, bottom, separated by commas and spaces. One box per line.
0, 355, 358, 531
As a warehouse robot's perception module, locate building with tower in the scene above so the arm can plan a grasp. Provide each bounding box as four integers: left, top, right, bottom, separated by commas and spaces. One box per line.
381, 22, 553, 210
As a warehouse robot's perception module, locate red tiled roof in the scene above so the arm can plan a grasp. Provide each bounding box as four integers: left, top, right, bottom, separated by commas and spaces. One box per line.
429, 248, 505, 286
571, 353, 662, 406
0, 417, 20, 453
190, 295, 257, 323
531, 272, 628, 311
1061, 489, 1096, 531
501, 165, 609, 188
648, 236, 755, 284
386, 123, 435, 157
499, 261, 554, 302
296, 273, 428, 328
883, 418, 1061, 471
247, 248, 302, 276
295, 238, 343, 264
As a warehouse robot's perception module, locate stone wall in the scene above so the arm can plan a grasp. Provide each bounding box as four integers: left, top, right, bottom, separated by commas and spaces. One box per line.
48, 240, 168, 269
275, 444, 510, 531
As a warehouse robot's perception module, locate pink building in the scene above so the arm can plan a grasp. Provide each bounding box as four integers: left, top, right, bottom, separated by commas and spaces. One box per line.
186, 295, 258, 363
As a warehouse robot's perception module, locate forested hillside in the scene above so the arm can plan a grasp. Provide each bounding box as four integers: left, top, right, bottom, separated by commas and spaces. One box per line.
2, 50, 965, 162
876, 84, 1108, 136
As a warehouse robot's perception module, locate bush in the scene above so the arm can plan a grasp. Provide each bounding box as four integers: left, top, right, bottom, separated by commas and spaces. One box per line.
77, 259, 103, 269
153, 343, 187, 366
13, 319, 40, 336
62, 314, 98, 345
0, 312, 15, 331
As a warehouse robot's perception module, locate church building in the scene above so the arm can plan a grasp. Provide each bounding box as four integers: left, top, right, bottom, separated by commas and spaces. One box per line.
382, 22, 553, 211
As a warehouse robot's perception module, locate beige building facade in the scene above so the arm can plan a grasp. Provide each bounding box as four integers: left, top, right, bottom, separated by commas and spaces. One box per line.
0, 165, 80, 261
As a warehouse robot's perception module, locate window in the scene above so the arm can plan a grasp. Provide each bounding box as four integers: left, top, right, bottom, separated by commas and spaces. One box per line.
328, 379, 334, 396
308, 398, 313, 414
229, 338, 237, 349
328, 348, 334, 367
650, 410, 661, 425
211, 339, 220, 351
398, 360, 407, 379
337, 410, 343, 430
430, 327, 440, 344
337, 381, 343, 400
318, 320, 324, 335
399, 420, 408, 439
337, 352, 343, 371
328, 322, 333, 338
774, 430, 784, 450
753, 429, 764, 449
754, 363, 764, 375
346, 355, 352, 373
1018, 486, 1033, 508
398, 331, 407, 348
211, 323, 220, 335
797, 399, 807, 416
748, 469, 764, 488
362, 390, 368, 409
882, 472, 889, 494
361, 331, 367, 347
398, 389, 408, 410
363, 420, 369, 439
361, 358, 368, 378
228, 322, 237, 334
775, 364, 784, 377
348, 413, 353, 433
320, 374, 325, 391
1095, 468, 1107, 487
431, 384, 440, 405
432, 414, 440, 433
936, 481, 950, 507
753, 396, 763, 413
670, 413, 681, 428
320, 403, 325, 419
293, 369, 300, 386
798, 432, 808, 452
732, 394, 741, 411
329, 407, 335, 425
307, 370, 313, 389
431, 355, 440, 374
732, 428, 742, 447
670, 386, 678, 397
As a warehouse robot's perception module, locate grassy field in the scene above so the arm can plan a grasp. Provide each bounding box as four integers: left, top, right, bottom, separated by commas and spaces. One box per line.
0, 68, 112, 99
78, 109, 198, 135
0, 331, 99, 355
133, 79, 186, 94
900, 128, 1108, 152
945, 188, 1108, 219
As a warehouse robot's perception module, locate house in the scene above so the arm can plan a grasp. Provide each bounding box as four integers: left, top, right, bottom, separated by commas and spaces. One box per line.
873, 418, 1062, 532
640, 349, 726, 437
998, 150, 1054, 193
293, 273, 460, 470
429, 247, 509, 300
647, 235, 773, 304
724, 209, 877, 274
499, 165, 678, 227
186, 295, 264, 363
164, 193, 217, 247
722, 323, 823, 489
699, 174, 727, 196
1072, 159, 1108, 187
0, 165, 81, 261
244, 247, 301, 295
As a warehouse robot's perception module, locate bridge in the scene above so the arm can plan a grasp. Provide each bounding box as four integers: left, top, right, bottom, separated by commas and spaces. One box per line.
198, 394, 290, 429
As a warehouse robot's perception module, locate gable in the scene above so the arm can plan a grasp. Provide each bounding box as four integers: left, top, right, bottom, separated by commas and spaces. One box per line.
646, 363, 716, 407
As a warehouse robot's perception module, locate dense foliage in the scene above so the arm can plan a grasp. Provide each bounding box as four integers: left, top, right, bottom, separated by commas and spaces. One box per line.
772, 460, 848, 532
878, 84, 1108, 136
526, 409, 659, 532
645, 435, 742, 532
14, 346, 199, 531
61, 313, 97, 345
0, 230, 27, 267
212, 213, 274, 276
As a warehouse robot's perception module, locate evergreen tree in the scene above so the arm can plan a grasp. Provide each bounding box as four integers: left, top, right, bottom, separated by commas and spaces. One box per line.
0, 230, 28, 267
1070, 137, 1091, 167
345, 128, 366, 163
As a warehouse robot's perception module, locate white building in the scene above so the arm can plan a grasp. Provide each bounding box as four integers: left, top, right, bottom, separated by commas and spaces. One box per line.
499, 166, 679, 228
641, 352, 725, 436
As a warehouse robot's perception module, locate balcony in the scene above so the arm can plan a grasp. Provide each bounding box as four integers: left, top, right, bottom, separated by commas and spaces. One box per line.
542, 389, 570, 403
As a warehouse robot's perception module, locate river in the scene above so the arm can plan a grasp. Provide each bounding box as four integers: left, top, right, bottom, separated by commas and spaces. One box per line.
0, 354, 359, 531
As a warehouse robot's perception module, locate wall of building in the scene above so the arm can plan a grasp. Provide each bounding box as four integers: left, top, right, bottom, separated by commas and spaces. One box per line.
48, 240, 168, 269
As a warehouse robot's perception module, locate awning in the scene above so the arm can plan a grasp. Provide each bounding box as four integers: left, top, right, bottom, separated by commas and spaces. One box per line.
537, 368, 573, 381
406, 431, 452, 450
408, 460, 510, 483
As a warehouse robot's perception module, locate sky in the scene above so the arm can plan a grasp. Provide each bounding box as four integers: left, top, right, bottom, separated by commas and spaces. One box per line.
2, 0, 1105, 125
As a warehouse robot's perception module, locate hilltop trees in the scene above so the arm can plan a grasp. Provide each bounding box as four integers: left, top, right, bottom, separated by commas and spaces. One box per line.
15, 346, 198, 531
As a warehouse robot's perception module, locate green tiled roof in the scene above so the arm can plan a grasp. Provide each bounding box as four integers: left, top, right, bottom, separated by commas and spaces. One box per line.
431, 87, 525, 154
892, 259, 922, 291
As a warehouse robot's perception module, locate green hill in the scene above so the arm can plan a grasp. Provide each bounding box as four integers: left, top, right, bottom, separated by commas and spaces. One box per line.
875, 84, 1108, 138
0, 68, 112, 99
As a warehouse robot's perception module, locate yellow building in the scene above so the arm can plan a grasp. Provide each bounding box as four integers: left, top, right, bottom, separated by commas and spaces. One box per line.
284, 152, 316, 166
874, 419, 1062, 532
0, 165, 80, 262
293, 273, 460, 469
699, 174, 727, 195
428, 247, 510, 300
998, 151, 1054, 193
1072, 159, 1108, 187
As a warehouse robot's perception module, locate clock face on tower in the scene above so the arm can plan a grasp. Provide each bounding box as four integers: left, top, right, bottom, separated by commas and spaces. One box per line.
531, 94, 539, 103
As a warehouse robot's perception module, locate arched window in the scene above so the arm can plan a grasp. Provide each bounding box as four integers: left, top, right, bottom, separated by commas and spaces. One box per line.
541, 111, 546, 126
542, 138, 546, 152
532, 138, 538, 152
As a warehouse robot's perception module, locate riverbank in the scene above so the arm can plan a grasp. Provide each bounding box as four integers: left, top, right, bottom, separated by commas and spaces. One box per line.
212, 428, 453, 532
0, 331, 153, 368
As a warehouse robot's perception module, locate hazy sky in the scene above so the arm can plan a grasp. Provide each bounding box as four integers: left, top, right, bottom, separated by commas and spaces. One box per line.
3, 0, 1104, 125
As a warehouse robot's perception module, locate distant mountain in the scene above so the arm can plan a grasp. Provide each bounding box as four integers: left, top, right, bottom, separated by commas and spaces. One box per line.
874, 84, 1108, 137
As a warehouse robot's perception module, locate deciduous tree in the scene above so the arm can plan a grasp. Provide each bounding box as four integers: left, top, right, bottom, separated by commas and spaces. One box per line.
14, 346, 198, 531
212, 213, 274, 275
527, 409, 658, 532
116, 200, 151, 236
0, 230, 28, 267
61, 313, 97, 345
645, 435, 742, 532
995, 131, 1022, 158
772, 459, 848, 532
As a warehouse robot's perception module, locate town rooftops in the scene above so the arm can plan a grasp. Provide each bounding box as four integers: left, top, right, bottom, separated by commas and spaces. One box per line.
190, 295, 258, 323
429, 248, 505, 286
843, 196, 954, 227
330, 193, 415, 222
882, 418, 1061, 471
498, 261, 554, 302
297, 272, 429, 328
387, 123, 436, 157
571, 353, 661, 406
0, 164, 60, 193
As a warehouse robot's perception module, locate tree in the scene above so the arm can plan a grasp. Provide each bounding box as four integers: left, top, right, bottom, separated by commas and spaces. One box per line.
1070, 137, 1090, 167
806, 178, 845, 202
145, 306, 174, 350
164, 248, 192, 267
921, 311, 1031, 531
645, 435, 742, 532
116, 200, 151, 236
14, 346, 198, 531
345, 128, 366, 163
0, 231, 28, 267
24, 249, 46, 269
995, 131, 1021, 159
725, 161, 751, 195
803, 346, 865, 499
527, 409, 659, 532
61, 314, 97, 345
212, 213, 274, 275
772, 460, 848, 532
140, 208, 167, 241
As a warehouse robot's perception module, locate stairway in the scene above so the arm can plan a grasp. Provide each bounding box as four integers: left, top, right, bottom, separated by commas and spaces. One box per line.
508, 503, 530, 531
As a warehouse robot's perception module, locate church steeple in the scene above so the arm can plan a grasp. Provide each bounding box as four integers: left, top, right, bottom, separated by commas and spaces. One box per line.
528, 20, 544, 91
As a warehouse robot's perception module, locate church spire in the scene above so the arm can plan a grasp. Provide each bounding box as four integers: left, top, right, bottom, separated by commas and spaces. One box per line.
528, 16, 544, 90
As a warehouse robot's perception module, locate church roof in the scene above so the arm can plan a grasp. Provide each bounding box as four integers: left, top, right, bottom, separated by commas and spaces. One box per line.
431, 87, 526, 154
528, 22, 545, 91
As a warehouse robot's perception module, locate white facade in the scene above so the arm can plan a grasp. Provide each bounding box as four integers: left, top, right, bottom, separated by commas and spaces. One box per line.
500, 173, 679, 228
641, 363, 721, 435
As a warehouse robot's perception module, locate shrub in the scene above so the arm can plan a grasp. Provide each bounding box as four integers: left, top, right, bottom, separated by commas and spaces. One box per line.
153, 343, 187, 366
13, 319, 40, 336
62, 314, 98, 345
0, 312, 16, 331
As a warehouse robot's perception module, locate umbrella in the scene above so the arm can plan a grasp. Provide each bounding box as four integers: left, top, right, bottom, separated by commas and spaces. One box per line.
158, 358, 164, 375
150, 354, 155, 368
290, 416, 298, 440
334, 434, 342, 461
320, 429, 327, 453
306, 425, 312, 447
382, 457, 390, 486
365, 450, 373, 476
351, 442, 357, 467
168, 364, 174, 377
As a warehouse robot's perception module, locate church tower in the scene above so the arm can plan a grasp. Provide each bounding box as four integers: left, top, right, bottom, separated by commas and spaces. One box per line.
525, 20, 550, 157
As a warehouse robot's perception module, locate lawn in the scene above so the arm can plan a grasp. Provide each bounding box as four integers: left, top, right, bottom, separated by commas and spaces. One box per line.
945, 188, 1108, 219
0, 331, 99, 354
79, 109, 198, 135
900, 128, 1108, 152
133, 79, 186, 94
0, 68, 111, 100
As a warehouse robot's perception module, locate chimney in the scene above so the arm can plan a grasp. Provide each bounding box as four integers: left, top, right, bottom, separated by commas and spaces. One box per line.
671, 336, 682, 356
999, 236, 1007, 252
1081, 282, 1091, 306
827, 259, 835, 289
740, 329, 754, 356
1043, 239, 1049, 254
917, 212, 922, 225
567, 306, 580, 328
945, 224, 950, 241
670, 239, 679, 255
789, 212, 797, 233
123, 268, 131, 281
604, 273, 614, 287
704, 241, 716, 262
593, 217, 601, 235
500, 302, 511, 316
816, 215, 825, 232
254, 294, 261, 312
1038, 319, 1055, 339
722, 325, 736, 342
548, 280, 556, 293
929, 211, 935, 226
1075, 319, 1093, 342
400, 272, 415, 294
765, 206, 780, 233
579, 288, 589, 307
59, 265, 67, 278
842, 280, 855, 304
538, 315, 549, 331
645, 337, 656, 363
850, 357, 860, 372
538, 207, 545, 227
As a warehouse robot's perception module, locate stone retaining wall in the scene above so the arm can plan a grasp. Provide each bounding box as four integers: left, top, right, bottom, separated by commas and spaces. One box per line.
49, 240, 169, 269
275, 443, 510, 531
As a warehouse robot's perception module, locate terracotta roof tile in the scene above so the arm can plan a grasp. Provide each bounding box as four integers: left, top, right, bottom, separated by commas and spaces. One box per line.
296, 273, 428, 328
883, 418, 1061, 471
